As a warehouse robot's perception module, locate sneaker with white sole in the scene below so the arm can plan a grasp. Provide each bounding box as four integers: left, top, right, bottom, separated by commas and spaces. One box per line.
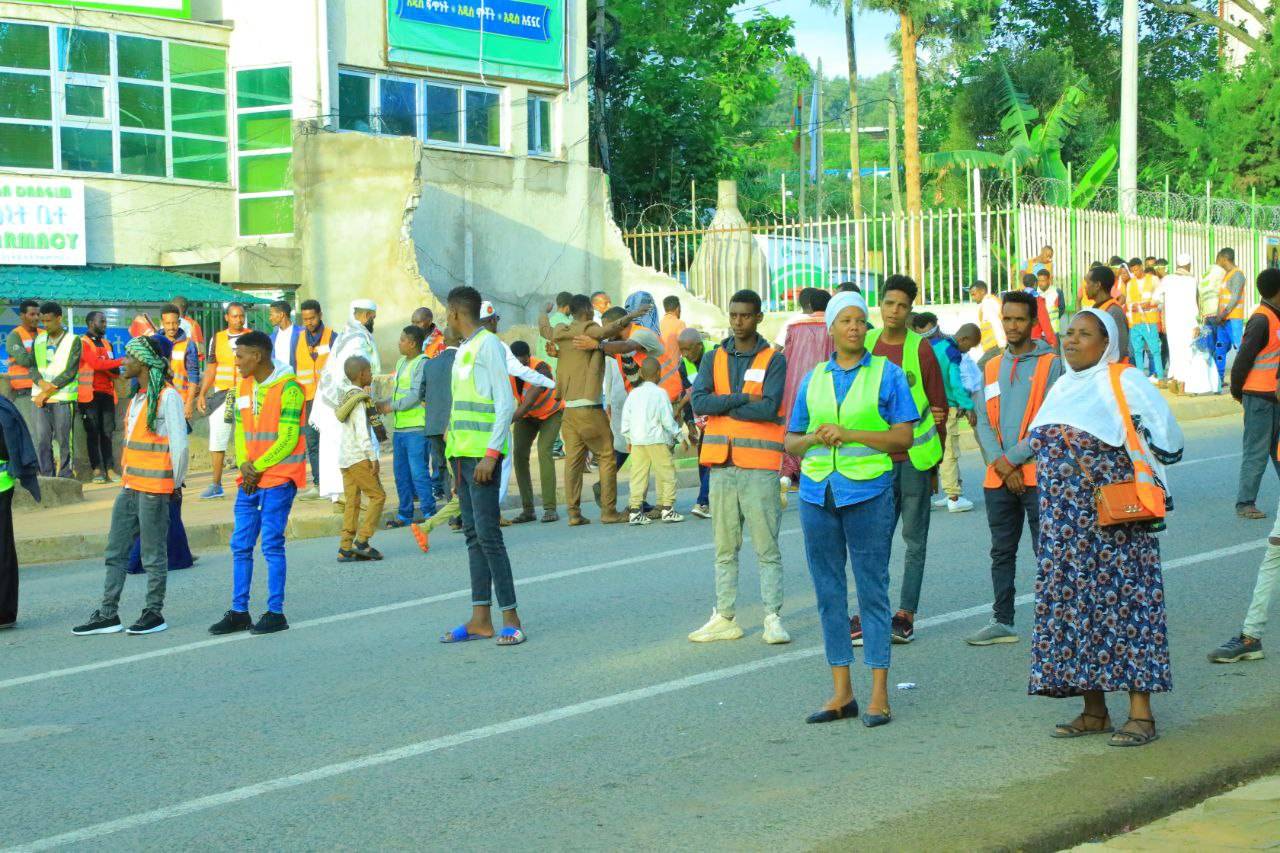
126, 609, 168, 635
72, 610, 123, 635
762, 613, 791, 644
629, 510, 651, 526
661, 508, 685, 523
199, 483, 225, 500
947, 496, 974, 513
690, 503, 711, 519
779, 477, 790, 509
688, 610, 743, 642
932, 494, 949, 509
965, 619, 1018, 646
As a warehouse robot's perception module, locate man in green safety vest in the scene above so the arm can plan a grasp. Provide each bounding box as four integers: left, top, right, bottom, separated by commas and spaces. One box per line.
851, 275, 948, 647
32, 301, 82, 478
438, 286, 526, 647
380, 324, 433, 527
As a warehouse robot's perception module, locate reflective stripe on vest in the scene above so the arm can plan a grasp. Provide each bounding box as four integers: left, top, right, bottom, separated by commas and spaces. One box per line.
7, 326, 35, 390
799, 357, 893, 483
1126, 275, 1161, 326
213, 330, 244, 391
981, 352, 1057, 489
447, 328, 508, 458
697, 346, 785, 471
1243, 307, 1280, 395
1108, 363, 1167, 519
234, 376, 307, 489
865, 328, 943, 471
77, 335, 113, 404
616, 350, 683, 403
33, 331, 78, 402
392, 354, 426, 429
121, 391, 176, 494
294, 326, 333, 401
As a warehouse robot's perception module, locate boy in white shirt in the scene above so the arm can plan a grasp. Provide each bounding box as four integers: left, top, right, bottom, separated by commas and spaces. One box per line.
334, 356, 387, 562
621, 358, 685, 525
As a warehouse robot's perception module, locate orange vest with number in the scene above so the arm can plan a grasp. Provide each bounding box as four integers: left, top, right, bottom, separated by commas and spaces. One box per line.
512, 357, 563, 421
121, 390, 176, 494
235, 376, 307, 489
698, 346, 785, 471
7, 325, 36, 390
213, 329, 244, 391
981, 353, 1057, 488
1244, 307, 1280, 395
294, 326, 333, 401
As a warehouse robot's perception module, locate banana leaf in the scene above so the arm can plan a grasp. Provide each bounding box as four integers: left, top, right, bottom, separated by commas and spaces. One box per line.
1072, 145, 1118, 208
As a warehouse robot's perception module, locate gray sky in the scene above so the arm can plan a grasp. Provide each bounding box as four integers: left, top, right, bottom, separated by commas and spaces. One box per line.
735, 0, 900, 78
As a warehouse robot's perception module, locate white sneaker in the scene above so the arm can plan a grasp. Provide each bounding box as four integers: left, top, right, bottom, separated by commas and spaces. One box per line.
947, 496, 975, 513
661, 508, 684, 523
779, 476, 790, 509
690, 503, 711, 519
1148, 375, 1161, 385
762, 613, 791, 644
932, 494, 949, 509
629, 510, 651, 526
688, 610, 744, 643
298, 485, 321, 501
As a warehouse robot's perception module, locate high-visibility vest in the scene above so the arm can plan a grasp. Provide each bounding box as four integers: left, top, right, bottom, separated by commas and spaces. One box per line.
392, 353, 426, 429
513, 357, 563, 421
7, 325, 36, 390
799, 357, 893, 483
169, 337, 191, 400
294, 326, 333, 401
1220, 271, 1246, 321
77, 335, 114, 403
234, 375, 307, 489
422, 327, 445, 359
866, 328, 943, 471
0, 457, 13, 492
698, 346, 785, 471
121, 390, 176, 494
1243, 306, 1280, 394
978, 296, 1000, 351
182, 315, 206, 363
446, 328, 508, 459
1126, 275, 1160, 326
33, 330, 78, 403
213, 329, 246, 391
981, 352, 1057, 488
615, 351, 683, 402
1108, 363, 1166, 519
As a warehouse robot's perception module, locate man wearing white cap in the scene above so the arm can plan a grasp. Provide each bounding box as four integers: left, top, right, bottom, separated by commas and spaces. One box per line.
1159, 254, 1202, 396
315, 300, 381, 501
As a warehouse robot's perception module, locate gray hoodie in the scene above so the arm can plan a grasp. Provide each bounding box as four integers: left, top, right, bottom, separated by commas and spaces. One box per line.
972, 340, 1063, 468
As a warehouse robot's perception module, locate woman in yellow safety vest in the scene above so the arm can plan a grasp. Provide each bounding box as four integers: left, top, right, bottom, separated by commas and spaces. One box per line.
784, 290, 919, 728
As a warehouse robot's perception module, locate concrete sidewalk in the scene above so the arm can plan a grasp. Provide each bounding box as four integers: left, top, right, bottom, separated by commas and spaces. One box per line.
1074, 772, 1280, 850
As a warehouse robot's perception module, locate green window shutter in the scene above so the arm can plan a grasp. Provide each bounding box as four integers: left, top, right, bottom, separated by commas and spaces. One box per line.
118, 82, 165, 130
169, 43, 226, 90
237, 109, 291, 151
120, 132, 166, 177
172, 136, 227, 182
0, 23, 50, 70
236, 67, 291, 109
239, 196, 294, 236
0, 124, 53, 168
60, 126, 113, 172
117, 36, 163, 81
0, 72, 51, 120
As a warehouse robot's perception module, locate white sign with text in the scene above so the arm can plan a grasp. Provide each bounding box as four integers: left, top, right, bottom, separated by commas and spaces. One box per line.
0, 178, 86, 266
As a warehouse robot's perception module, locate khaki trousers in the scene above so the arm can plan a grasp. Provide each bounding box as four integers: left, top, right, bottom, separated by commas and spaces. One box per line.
561, 407, 618, 516
938, 408, 963, 499
628, 443, 676, 509
340, 460, 387, 549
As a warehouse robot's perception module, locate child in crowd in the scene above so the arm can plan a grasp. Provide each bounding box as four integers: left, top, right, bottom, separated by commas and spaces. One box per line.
335, 355, 387, 562
621, 358, 685, 525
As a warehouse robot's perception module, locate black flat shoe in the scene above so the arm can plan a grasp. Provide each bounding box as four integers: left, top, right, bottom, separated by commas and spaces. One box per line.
862, 710, 893, 728
806, 699, 858, 724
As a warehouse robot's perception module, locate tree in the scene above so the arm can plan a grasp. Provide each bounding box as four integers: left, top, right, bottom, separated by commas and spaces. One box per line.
1149, 0, 1271, 53
807, 0, 864, 213
598, 0, 799, 215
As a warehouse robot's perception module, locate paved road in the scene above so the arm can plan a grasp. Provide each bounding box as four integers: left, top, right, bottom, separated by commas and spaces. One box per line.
2, 414, 1277, 851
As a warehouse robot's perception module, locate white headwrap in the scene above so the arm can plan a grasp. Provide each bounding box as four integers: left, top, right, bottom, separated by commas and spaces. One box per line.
825, 291, 869, 331
350, 298, 377, 313
1029, 308, 1183, 458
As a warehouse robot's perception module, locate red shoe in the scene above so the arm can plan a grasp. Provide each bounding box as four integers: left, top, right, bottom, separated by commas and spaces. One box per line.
850, 614, 863, 647
410, 523, 429, 553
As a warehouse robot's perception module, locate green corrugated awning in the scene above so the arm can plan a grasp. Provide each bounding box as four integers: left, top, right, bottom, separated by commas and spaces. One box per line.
0, 266, 269, 305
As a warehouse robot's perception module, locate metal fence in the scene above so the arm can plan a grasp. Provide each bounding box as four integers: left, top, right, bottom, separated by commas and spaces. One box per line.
621, 174, 1280, 313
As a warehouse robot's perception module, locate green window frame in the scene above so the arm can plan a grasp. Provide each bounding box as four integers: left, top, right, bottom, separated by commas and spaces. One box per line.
236, 66, 293, 237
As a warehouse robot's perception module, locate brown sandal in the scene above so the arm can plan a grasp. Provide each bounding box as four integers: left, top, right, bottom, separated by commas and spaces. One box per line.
1109, 718, 1159, 747
1052, 712, 1113, 738
1237, 505, 1267, 520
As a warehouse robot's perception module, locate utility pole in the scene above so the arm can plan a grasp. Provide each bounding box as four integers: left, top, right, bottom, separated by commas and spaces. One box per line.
845, 0, 861, 216
1118, 0, 1138, 217
798, 74, 807, 223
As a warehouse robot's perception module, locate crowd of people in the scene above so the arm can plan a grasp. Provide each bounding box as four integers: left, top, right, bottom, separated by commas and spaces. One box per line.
0, 254, 1277, 743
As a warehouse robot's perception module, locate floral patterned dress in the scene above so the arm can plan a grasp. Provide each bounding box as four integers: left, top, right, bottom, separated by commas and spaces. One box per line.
1027, 424, 1173, 697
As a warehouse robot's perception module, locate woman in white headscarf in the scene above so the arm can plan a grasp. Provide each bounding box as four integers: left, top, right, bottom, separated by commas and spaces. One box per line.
1025, 308, 1183, 748
315, 301, 381, 501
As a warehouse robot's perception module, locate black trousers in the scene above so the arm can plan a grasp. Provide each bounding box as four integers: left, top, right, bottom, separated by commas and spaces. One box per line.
0, 489, 16, 625
79, 392, 116, 472
984, 485, 1040, 626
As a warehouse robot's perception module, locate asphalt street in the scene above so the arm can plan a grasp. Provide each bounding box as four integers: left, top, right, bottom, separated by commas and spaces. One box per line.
2, 413, 1277, 851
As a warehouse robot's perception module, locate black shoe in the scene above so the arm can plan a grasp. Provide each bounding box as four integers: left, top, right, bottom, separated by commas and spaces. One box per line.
209, 610, 253, 635
862, 710, 893, 728
448, 519, 462, 533
891, 611, 915, 644
126, 610, 168, 635
337, 548, 360, 563
353, 540, 383, 561
806, 698, 858, 724
72, 610, 123, 636
1207, 634, 1264, 663
251, 611, 289, 635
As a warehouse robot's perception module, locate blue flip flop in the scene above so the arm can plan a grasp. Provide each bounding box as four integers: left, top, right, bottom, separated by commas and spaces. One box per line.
496, 626, 526, 646
440, 624, 488, 644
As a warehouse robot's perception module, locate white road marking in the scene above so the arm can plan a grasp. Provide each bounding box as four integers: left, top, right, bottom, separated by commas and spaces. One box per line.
0, 529, 799, 693
1175, 452, 1239, 467
6, 537, 1265, 852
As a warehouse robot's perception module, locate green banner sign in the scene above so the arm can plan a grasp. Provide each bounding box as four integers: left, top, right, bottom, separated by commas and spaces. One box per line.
26, 0, 190, 18
387, 0, 565, 85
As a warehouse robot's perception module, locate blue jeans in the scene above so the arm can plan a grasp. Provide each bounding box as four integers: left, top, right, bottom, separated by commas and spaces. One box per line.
1214, 318, 1244, 380
697, 464, 710, 506
1131, 323, 1164, 380
800, 486, 896, 669
454, 456, 517, 610
231, 482, 296, 613
393, 431, 434, 522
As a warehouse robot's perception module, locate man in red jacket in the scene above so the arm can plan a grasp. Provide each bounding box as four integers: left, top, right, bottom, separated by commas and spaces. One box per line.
79, 311, 125, 484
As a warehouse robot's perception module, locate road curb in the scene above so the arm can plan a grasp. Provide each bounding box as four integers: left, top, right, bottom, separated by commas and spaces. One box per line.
820, 698, 1280, 852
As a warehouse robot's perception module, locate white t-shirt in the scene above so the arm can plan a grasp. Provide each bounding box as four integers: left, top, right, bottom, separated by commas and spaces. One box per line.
273, 325, 294, 366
